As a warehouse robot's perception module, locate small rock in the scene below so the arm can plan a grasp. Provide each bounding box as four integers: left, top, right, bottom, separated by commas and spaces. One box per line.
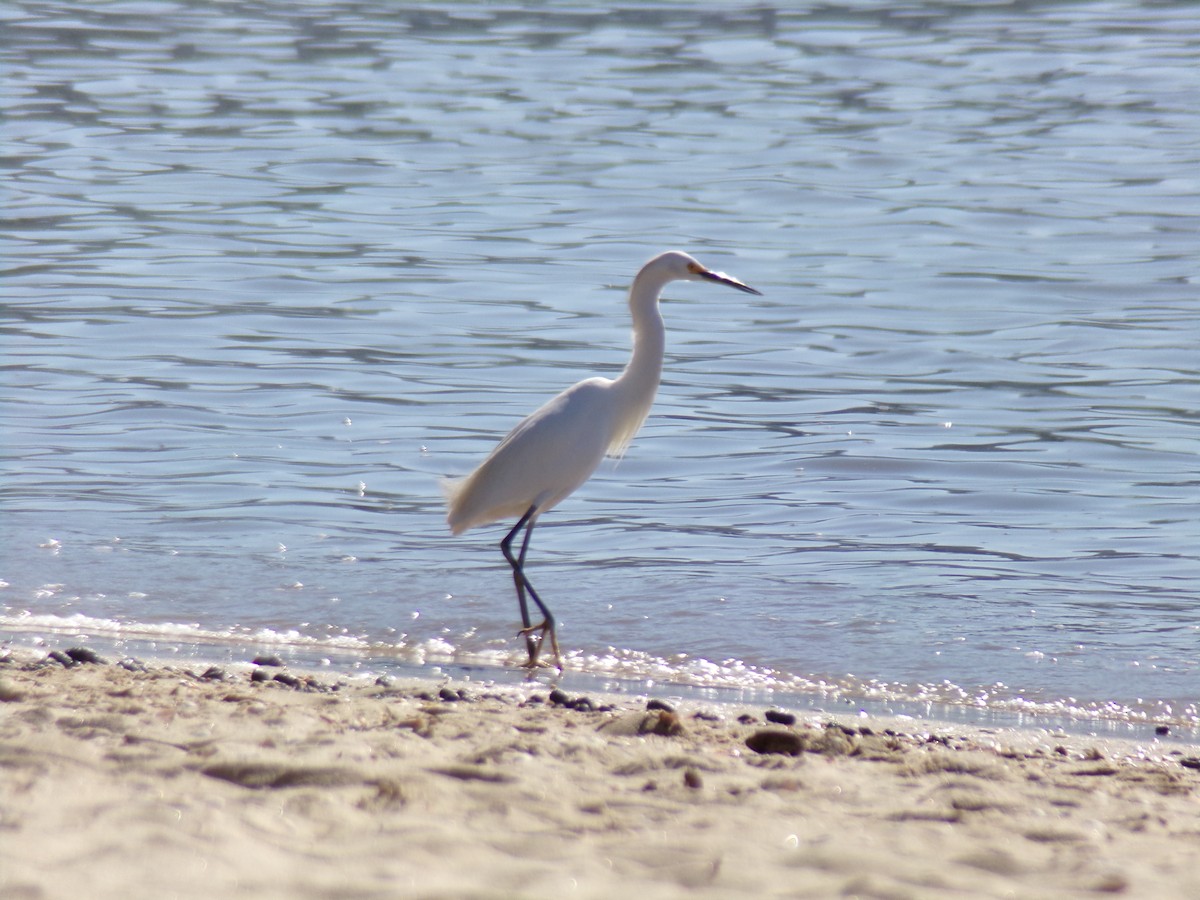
66, 647, 106, 665
119, 658, 148, 672
252, 655, 285, 667
737, 713, 757, 725
647, 698, 675, 713
570, 696, 595, 712
438, 687, 461, 702
273, 672, 302, 688
47, 650, 75, 668
647, 710, 683, 736
0, 679, 24, 703
200, 666, 227, 681
250, 668, 272, 683
548, 688, 571, 706
765, 709, 796, 726
1155, 725, 1170, 736
683, 768, 703, 789
746, 729, 806, 756
1179, 757, 1200, 771
375, 674, 396, 687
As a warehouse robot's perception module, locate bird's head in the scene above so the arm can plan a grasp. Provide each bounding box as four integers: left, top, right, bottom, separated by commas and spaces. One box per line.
649, 250, 762, 296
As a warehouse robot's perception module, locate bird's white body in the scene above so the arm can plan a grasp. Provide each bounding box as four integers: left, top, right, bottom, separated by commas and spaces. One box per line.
443, 250, 760, 667
445, 254, 670, 534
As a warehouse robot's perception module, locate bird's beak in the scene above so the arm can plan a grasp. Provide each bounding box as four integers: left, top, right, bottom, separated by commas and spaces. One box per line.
701, 268, 762, 296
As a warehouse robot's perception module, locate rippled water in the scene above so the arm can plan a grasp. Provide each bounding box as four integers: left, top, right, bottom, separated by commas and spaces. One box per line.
3, 1, 1198, 726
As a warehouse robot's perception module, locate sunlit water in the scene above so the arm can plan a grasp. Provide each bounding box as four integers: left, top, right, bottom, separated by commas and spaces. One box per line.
3, 1, 1197, 729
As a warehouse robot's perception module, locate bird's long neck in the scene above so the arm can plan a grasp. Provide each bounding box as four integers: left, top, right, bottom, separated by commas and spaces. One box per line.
616, 271, 666, 398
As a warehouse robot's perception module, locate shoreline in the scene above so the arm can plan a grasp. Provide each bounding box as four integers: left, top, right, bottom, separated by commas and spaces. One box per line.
2, 625, 1194, 742
2, 647, 1199, 898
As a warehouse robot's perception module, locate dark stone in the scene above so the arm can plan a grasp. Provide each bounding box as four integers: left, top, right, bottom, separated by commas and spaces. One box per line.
65, 647, 106, 665
647, 698, 675, 713
764, 709, 796, 726
746, 729, 806, 756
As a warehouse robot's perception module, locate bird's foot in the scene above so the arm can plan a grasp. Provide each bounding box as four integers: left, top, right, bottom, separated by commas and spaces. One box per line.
517, 621, 563, 671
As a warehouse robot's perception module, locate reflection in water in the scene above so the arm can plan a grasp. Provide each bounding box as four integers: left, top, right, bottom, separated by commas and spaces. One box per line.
2, 1, 1198, 725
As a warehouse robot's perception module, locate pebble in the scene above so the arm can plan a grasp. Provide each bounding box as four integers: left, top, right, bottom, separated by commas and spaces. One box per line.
250, 668, 272, 683
200, 666, 227, 681
273, 673, 303, 689
764, 709, 796, 726
252, 654, 285, 667
683, 768, 703, 789
1155, 725, 1170, 736
438, 687, 462, 702
0, 679, 24, 703
65, 647, 106, 665
646, 698, 675, 713
746, 729, 806, 756
47, 650, 75, 668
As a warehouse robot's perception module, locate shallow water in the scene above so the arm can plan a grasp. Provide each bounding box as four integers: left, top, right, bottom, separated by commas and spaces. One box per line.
3, 0, 1198, 726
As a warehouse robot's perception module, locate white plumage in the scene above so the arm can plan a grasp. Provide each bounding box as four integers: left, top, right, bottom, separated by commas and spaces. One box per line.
444, 250, 761, 668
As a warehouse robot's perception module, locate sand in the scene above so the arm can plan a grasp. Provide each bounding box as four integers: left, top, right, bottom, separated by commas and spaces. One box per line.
1, 648, 1197, 899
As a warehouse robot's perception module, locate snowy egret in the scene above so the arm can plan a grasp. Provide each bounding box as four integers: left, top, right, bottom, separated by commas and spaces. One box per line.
444, 251, 762, 669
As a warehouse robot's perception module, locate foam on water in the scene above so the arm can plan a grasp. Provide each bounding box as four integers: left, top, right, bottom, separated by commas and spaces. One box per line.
3, 611, 1194, 739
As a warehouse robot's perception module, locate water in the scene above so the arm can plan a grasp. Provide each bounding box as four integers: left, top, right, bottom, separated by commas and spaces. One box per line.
3, 1, 1198, 729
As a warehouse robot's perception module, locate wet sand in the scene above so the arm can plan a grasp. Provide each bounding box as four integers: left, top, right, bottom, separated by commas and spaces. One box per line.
1, 647, 1198, 899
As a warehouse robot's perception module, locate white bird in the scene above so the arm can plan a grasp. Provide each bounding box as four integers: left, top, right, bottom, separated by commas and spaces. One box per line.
444, 251, 762, 669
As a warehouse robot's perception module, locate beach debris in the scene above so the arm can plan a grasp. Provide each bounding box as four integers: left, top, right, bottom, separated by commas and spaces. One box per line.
428, 765, 516, 784
202, 761, 361, 790
66, 647, 107, 665
45, 648, 107, 668
765, 709, 796, 726
0, 679, 25, 703
547, 689, 604, 711
746, 729, 806, 756
597, 710, 684, 738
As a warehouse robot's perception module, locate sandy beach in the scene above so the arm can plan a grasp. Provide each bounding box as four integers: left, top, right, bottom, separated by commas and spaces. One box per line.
1, 647, 1197, 899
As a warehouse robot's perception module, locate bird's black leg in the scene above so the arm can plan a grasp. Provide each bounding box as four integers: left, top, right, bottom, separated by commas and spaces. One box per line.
499, 506, 560, 669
